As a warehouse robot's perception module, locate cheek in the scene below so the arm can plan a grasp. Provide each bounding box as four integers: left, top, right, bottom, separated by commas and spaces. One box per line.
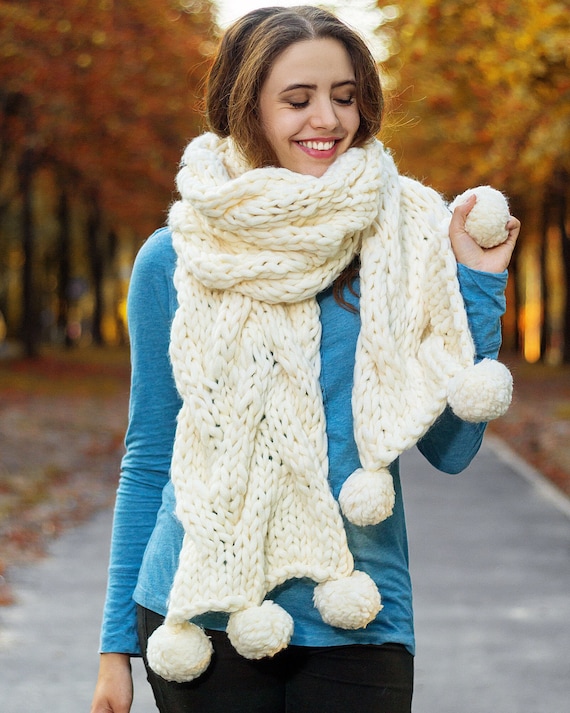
261, 123, 282, 159
267, 115, 300, 151
349, 109, 361, 139
260, 107, 284, 144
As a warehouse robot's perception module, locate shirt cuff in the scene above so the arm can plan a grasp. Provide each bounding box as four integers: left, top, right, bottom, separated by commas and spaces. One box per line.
457, 264, 508, 361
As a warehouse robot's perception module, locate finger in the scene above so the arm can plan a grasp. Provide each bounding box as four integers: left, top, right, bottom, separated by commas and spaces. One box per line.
449, 195, 477, 241
506, 216, 521, 235
452, 193, 477, 221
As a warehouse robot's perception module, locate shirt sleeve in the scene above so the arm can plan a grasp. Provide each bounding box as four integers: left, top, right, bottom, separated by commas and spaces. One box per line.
417, 265, 508, 473
99, 229, 181, 654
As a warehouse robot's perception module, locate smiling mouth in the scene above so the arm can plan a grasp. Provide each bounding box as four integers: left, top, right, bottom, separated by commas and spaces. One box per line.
297, 139, 338, 151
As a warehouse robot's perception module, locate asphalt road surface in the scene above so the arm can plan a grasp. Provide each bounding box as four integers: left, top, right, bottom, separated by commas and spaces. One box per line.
1, 436, 569, 713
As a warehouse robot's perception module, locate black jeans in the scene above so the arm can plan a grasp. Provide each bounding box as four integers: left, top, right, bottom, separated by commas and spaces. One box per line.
137, 605, 414, 713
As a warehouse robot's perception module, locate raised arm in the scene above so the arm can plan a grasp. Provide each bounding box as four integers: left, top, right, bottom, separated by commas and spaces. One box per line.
418, 195, 519, 473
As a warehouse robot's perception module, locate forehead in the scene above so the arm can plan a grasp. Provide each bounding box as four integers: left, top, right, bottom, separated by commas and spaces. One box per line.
264, 38, 355, 87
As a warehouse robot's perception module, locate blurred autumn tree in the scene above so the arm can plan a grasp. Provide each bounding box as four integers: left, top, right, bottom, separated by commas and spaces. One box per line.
0, 0, 215, 355
379, 0, 570, 363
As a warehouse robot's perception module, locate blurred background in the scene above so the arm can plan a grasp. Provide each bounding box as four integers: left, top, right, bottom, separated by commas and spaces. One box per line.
0, 6, 569, 711
0, 0, 568, 362
0, 0, 569, 591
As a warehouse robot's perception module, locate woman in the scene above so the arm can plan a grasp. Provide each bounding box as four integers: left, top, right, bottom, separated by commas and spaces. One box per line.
90, 6, 519, 713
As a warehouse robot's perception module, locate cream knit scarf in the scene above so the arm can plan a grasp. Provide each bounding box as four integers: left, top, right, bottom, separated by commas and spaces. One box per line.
147, 133, 512, 682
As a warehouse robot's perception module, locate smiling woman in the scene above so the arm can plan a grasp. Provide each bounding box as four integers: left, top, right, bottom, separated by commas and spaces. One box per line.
258, 39, 360, 176
90, 6, 519, 713
206, 5, 382, 171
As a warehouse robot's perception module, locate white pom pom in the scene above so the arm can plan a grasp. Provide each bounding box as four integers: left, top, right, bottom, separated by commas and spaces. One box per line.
314, 570, 382, 629
449, 186, 510, 248
147, 621, 213, 683
227, 601, 294, 660
338, 467, 395, 526
448, 358, 513, 422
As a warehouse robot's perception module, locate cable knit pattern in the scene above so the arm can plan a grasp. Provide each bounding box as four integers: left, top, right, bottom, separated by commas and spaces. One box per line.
146, 133, 512, 682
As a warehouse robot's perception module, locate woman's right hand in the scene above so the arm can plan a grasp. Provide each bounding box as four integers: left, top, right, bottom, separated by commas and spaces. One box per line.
90, 653, 134, 713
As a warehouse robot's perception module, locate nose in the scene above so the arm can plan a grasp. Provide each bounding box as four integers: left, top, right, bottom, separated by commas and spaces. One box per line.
309, 97, 340, 131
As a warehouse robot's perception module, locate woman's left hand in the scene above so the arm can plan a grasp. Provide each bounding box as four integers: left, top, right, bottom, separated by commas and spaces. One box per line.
449, 194, 520, 273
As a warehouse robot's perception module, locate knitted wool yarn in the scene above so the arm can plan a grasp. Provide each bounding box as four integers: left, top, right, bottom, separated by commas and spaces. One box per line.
146, 133, 512, 682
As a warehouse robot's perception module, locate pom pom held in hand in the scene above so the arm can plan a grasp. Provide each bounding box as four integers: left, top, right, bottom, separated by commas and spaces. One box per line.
147, 621, 213, 683
448, 359, 513, 422
449, 186, 510, 248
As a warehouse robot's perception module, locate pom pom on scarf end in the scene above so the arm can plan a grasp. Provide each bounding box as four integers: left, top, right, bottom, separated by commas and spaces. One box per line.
448, 359, 513, 422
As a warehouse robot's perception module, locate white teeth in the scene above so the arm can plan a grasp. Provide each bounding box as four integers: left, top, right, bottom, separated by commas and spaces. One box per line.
299, 140, 336, 151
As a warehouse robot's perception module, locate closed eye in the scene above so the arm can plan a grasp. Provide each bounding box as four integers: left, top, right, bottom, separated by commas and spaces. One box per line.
334, 96, 355, 106
289, 97, 354, 109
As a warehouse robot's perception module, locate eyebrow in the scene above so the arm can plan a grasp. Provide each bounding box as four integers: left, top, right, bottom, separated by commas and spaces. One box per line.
278, 80, 356, 94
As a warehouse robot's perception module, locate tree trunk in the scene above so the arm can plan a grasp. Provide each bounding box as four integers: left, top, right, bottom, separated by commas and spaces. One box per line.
539, 197, 550, 360
559, 173, 570, 363
87, 193, 104, 345
19, 146, 40, 358
57, 187, 72, 347
505, 195, 524, 355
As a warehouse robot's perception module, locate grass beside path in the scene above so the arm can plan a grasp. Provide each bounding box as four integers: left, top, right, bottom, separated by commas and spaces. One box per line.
0, 346, 130, 604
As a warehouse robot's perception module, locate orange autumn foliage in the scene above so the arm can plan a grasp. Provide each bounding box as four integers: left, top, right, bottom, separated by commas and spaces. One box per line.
0, 0, 216, 236
379, 0, 570, 198
377, 0, 570, 362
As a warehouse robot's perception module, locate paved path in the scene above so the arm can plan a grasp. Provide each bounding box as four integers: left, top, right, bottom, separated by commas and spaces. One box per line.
404, 436, 570, 713
0, 510, 156, 712
0, 436, 569, 713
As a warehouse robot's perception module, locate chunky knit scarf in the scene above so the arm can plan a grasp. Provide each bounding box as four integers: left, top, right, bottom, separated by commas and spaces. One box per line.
147, 133, 512, 682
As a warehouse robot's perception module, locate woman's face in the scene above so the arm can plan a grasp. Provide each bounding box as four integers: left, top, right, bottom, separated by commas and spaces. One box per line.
258, 38, 361, 177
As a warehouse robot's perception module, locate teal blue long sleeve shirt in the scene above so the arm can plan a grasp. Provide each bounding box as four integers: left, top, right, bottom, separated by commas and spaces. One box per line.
100, 227, 508, 656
